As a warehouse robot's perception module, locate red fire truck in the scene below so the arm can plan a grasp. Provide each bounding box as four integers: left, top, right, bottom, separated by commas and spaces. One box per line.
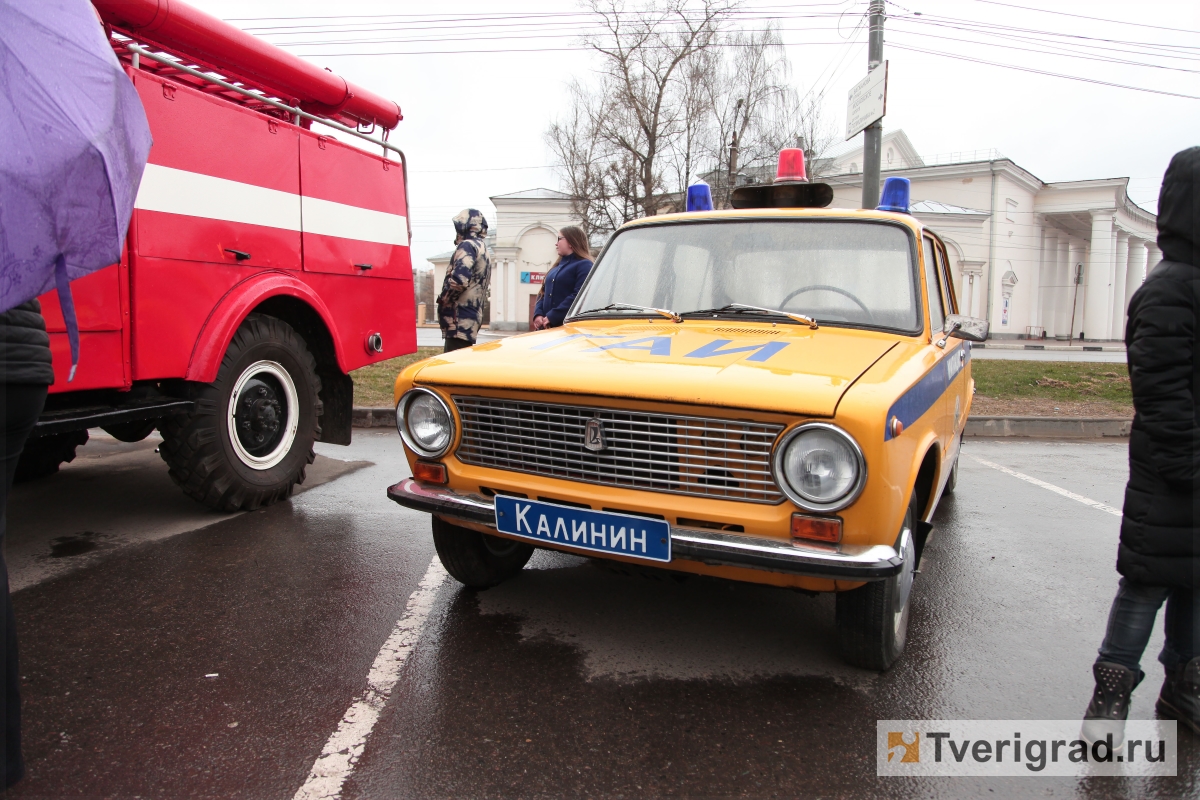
18, 0, 415, 510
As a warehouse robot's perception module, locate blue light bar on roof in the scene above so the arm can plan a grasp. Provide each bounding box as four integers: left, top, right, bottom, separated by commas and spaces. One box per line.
686, 181, 714, 212
877, 176, 911, 213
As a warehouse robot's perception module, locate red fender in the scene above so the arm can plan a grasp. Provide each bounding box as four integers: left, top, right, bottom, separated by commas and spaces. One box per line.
185, 271, 346, 383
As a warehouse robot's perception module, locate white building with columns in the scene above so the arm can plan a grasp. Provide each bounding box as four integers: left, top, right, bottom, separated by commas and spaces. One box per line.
823, 131, 1158, 341
428, 188, 579, 332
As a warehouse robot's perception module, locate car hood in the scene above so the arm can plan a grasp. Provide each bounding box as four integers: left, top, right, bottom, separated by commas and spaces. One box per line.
413, 321, 899, 417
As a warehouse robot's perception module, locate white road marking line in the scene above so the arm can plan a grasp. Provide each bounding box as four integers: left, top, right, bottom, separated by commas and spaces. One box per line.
971, 457, 1122, 517
293, 559, 448, 800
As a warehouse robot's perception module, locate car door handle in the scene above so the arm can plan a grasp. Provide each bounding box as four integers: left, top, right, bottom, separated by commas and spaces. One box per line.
224, 249, 251, 261
355, 263, 373, 271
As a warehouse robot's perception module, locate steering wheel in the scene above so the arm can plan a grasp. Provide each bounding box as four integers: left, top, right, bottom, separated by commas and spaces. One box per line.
780, 284, 873, 321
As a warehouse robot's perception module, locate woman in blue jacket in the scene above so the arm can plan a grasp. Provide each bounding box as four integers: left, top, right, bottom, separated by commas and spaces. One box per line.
532, 226, 593, 330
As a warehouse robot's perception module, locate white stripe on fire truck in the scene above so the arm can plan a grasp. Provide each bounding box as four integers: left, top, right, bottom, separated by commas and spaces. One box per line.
135, 164, 302, 231
301, 196, 408, 246
134, 164, 408, 246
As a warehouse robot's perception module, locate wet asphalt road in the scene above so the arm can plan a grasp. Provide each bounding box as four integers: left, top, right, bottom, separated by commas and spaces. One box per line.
5, 430, 1197, 798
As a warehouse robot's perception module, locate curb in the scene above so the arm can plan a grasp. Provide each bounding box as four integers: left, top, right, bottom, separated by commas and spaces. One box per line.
964, 416, 1131, 439
353, 407, 396, 428
353, 408, 1132, 439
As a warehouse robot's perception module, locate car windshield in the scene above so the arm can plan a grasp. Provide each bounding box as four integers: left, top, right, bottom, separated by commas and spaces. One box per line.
572, 219, 921, 333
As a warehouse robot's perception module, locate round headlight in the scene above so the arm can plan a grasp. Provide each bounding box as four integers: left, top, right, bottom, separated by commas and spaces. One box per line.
773, 423, 865, 511
398, 389, 454, 457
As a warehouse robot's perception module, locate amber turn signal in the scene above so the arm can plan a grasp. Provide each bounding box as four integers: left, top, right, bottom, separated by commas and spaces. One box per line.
889, 416, 904, 438
413, 460, 448, 485
791, 513, 842, 545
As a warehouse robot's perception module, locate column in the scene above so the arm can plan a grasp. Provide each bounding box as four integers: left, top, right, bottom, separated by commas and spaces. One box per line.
505, 260, 516, 323
1068, 239, 1088, 339
1082, 212, 1114, 341
1145, 243, 1162, 276
1125, 238, 1148, 315
1038, 227, 1058, 336
1109, 231, 1129, 340
495, 260, 506, 324
1054, 237, 1071, 338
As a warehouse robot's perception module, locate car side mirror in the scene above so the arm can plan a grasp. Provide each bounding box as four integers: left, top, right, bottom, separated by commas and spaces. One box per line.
940, 314, 988, 345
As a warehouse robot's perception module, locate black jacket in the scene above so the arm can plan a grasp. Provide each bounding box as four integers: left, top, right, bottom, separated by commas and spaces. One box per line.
0, 300, 54, 386
1117, 147, 1199, 587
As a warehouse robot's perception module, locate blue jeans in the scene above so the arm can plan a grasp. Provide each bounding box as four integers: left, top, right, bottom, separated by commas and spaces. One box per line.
1098, 577, 1199, 673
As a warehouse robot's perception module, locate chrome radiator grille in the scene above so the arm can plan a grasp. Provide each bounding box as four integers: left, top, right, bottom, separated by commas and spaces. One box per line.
452, 396, 785, 503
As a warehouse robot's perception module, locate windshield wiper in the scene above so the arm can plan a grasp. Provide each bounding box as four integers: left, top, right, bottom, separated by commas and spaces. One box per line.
573, 303, 682, 323
682, 303, 818, 329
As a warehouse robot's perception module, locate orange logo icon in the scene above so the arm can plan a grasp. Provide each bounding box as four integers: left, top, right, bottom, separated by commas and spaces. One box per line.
887, 731, 920, 763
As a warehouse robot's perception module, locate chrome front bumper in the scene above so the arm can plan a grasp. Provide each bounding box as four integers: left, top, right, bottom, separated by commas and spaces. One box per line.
387, 479, 903, 581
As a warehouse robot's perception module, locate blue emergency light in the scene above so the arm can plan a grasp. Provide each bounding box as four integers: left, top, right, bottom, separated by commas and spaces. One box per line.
686, 181, 714, 212
877, 176, 911, 214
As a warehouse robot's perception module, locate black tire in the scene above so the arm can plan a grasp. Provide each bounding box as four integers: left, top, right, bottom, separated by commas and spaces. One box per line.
432, 516, 534, 589
835, 490, 918, 671
158, 314, 322, 511
14, 430, 88, 483
944, 453, 959, 495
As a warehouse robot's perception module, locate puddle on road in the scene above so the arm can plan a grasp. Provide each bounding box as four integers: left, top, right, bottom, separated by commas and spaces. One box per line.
473, 550, 874, 688
48, 532, 106, 559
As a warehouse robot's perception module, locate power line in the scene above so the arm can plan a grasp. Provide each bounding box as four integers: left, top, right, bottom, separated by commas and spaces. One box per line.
227, 3, 858, 24
886, 27, 1200, 74
888, 43, 1200, 100
272, 23, 855, 50
890, 9, 1200, 54
291, 41, 863, 57
970, 0, 1200, 36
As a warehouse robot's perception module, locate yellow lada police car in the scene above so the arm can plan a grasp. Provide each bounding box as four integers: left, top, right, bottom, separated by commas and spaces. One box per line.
388, 151, 988, 671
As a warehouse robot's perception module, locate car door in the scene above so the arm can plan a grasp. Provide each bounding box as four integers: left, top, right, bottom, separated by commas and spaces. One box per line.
920, 234, 953, 463
934, 237, 970, 455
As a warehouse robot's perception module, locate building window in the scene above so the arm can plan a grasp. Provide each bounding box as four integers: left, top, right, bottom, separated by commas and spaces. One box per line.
1005, 198, 1017, 223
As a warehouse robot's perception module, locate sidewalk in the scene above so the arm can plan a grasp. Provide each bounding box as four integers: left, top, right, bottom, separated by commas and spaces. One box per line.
972, 341, 1126, 363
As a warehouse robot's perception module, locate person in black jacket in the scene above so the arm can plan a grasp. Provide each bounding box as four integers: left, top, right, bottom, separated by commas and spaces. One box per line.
532, 226, 593, 330
1083, 147, 1200, 746
0, 299, 54, 787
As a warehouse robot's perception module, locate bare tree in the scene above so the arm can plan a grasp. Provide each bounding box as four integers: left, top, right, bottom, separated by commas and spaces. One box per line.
549, 4, 839, 233
702, 23, 837, 204
547, 0, 733, 237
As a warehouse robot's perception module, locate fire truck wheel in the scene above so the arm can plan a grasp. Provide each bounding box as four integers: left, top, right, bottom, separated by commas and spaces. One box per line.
14, 430, 89, 483
159, 314, 322, 512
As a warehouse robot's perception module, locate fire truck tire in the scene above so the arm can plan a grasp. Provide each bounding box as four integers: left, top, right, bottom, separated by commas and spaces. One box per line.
14, 430, 89, 483
159, 314, 322, 512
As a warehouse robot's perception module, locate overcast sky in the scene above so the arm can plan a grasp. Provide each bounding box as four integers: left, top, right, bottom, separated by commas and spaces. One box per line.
186, 0, 1199, 267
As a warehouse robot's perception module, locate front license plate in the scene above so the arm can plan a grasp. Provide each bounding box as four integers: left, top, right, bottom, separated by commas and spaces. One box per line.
494, 496, 672, 563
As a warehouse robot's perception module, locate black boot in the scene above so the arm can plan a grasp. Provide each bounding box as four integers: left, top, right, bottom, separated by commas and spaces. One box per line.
1157, 657, 1200, 735
1082, 661, 1143, 747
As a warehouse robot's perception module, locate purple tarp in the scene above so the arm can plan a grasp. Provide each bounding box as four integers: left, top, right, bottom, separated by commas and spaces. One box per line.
0, 0, 151, 376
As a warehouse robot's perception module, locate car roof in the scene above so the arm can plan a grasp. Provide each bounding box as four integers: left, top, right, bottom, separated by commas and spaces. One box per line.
621, 206, 926, 236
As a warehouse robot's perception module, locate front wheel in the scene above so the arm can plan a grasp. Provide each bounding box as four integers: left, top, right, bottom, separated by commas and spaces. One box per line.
835, 491, 918, 671
432, 517, 534, 589
159, 314, 322, 511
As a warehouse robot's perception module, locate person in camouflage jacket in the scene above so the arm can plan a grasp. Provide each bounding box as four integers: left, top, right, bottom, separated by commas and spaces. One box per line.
437, 208, 491, 352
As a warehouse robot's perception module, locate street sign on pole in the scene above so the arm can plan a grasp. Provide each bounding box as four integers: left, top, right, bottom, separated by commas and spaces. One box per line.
846, 61, 888, 141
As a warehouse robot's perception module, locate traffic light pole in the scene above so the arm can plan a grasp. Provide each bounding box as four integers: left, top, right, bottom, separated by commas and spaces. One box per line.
861, 0, 886, 210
